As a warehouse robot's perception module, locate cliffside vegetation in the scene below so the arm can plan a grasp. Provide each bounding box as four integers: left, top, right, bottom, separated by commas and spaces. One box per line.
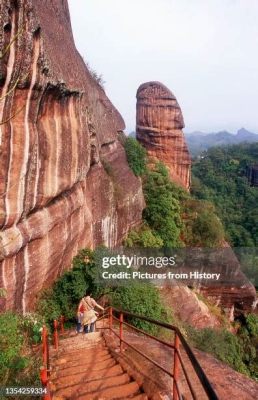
124, 137, 224, 248
111, 283, 169, 335
186, 319, 258, 379
36, 248, 169, 335
124, 137, 147, 176
0, 313, 42, 390
85, 61, 105, 88
192, 143, 258, 247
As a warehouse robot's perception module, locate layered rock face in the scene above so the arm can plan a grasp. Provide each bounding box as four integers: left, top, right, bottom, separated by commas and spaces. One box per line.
136, 81, 191, 190
191, 246, 257, 317
0, 0, 144, 312
160, 286, 222, 329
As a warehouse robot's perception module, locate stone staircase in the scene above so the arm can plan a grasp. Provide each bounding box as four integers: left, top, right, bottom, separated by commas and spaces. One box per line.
50, 331, 149, 400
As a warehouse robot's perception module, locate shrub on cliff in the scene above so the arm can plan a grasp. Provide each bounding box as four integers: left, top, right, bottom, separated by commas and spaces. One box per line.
187, 326, 250, 375
190, 210, 224, 247
124, 158, 224, 248
111, 282, 168, 335
143, 162, 183, 247
36, 289, 62, 323
124, 137, 147, 176
245, 314, 258, 337
0, 312, 41, 388
37, 249, 99, 322
237, 314, 258, 378
0, 313, 25, 384
85, 61, 105, 88
36, 247, 169, 336
124, 225, 163, 248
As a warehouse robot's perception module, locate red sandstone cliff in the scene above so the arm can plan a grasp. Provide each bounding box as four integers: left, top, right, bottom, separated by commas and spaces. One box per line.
0, 0, 144, 312
136, 81, 191, 190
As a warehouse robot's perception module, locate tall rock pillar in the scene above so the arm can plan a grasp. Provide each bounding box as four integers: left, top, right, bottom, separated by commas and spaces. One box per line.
136, 81, 191, 190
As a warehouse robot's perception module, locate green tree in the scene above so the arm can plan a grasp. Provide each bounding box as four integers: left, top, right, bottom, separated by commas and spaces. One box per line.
191, 211, 224, 247
124, 225, 163, 248
111, 282, 167, 334
192, 143, 258, 247
143, 163, 182, 247
37, 249, 97, 322
0, 312, 43, 387
124, 137, 147, 176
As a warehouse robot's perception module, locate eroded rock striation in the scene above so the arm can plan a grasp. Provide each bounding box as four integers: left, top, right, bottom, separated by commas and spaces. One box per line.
0, 0, 144, 312
160, 286, 222, 329
136, 81, 191, 190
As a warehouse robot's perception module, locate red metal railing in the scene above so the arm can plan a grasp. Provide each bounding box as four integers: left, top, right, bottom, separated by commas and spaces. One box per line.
40, 325, 51, 400
40, 316, 65, 400
40, 309, 218, 399
99, 307, 218, 400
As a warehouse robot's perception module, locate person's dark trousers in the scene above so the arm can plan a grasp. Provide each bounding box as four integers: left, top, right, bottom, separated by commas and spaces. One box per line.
84, 323, 95, 333
76, 319, 81, 333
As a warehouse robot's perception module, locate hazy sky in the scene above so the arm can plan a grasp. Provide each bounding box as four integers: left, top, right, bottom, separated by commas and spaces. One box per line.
68, 0, 258, 133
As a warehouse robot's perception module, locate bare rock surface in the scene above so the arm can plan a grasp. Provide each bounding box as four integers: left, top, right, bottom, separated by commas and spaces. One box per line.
0, 0, 144, 311
160, 286, 222, 329
136, 81, 191, 190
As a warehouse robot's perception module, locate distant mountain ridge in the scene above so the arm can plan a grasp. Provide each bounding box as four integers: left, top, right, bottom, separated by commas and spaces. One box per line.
129, 128, 258, 156
185, 128, 258, 156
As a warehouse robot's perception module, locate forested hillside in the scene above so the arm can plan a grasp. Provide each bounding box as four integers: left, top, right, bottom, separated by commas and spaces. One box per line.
192, 143, 258, 247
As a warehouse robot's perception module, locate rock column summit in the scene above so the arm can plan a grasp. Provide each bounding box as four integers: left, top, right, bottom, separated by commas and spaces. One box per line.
0, 0, 144, 312
136, 81, 191, 190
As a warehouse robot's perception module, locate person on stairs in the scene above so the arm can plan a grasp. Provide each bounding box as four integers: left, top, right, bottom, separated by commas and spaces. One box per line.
78, 292, 104, 334
76, 301, 84, 334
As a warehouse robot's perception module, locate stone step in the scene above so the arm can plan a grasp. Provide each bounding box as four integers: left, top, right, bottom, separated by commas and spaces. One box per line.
55, 347, 109, 359
76, 381, 141, 400
53, 353, 112, 368
55, 342, 103, 354
54, 337, 103, 351
54, 373, 131, 398
52, 364, 124, 388
61, 331, 102, 341
58, 339, 105, 348
55, 358, 117, 378
53, 349, 110, 362
50, 346, 103, 358
50, 333, 149, 400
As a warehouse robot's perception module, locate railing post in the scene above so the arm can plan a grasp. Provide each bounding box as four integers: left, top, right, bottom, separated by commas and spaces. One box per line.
42, 325, 47, 367
41, 327, 51, 400
173, 333, 180, 400
109, 307, 113, 330
60, 315, 64, 335
53, 319, 59, 350
119, 312, 123, 352
46, 331, 50, 377
40, 367, 51, 400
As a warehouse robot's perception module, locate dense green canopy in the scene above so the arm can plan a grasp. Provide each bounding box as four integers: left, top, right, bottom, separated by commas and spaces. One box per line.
192, 143, 258, 247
